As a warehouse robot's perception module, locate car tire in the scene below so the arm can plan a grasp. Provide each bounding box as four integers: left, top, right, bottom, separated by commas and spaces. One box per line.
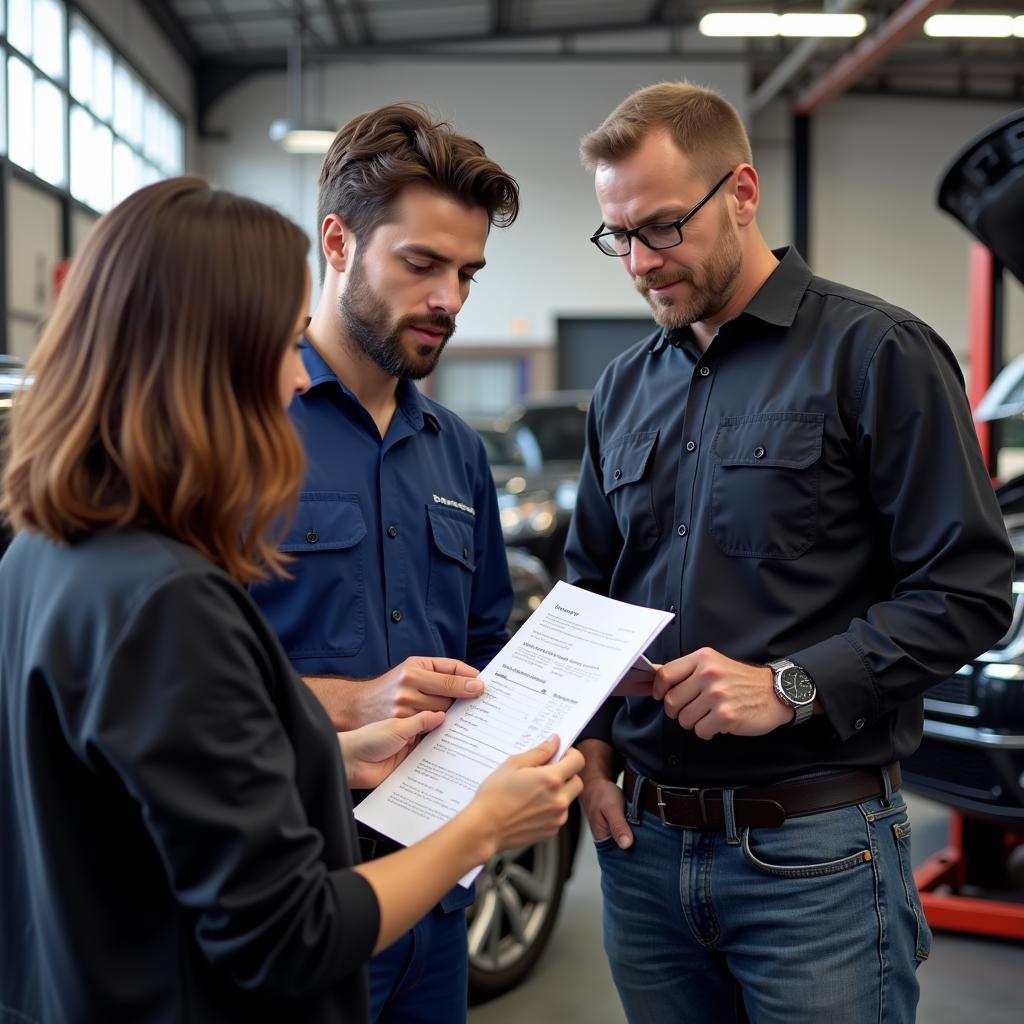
466, 822, 576, 1004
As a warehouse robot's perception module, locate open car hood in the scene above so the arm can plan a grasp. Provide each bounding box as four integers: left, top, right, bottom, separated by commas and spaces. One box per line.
937, 108, 1024, 287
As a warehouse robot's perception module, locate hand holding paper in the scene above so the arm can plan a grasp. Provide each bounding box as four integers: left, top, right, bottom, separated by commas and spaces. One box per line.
354, 582, 672, 883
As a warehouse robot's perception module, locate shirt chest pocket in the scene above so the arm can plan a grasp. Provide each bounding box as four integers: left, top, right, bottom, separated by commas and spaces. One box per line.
271, 493, 368, 657
425, 505, 476, 650
601, 429, 660, 551
709, 413, 823, 559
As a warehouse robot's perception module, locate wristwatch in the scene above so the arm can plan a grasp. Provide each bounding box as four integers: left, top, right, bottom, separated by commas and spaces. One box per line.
768, 659, 817, 725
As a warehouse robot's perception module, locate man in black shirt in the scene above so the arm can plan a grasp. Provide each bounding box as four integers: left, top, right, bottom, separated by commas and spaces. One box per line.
567, 81, 1013, 1024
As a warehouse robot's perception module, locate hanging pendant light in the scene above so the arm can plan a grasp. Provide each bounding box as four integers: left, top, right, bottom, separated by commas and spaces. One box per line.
269, 17, 336, 154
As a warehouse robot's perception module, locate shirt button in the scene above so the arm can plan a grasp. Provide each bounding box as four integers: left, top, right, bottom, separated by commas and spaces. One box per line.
391, 609, 402, 623
306, 530, 319, 544
462, 547, 470, 559
387, 525, 398, 538
613, 468, 622, 480
699, 366, 710, 377
753, 445, 766, 459
677, 524, 688, 537
854, 718, 866, 731
667, 754, 680, 767
685, 441, 696, 452
669, 604, 676, 614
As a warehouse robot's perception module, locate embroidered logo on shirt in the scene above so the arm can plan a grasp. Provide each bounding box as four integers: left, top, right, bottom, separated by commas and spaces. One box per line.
432, 494, 476, 516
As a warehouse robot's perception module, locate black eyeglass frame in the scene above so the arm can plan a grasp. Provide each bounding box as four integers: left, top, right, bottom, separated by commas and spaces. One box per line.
589, 170, 734, 257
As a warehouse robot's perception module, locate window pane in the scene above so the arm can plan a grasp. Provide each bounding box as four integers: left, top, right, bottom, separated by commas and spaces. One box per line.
92, 41, 112, 120
33, 0, 65, 80
143, 92, 161, 162
0, 55, 6, 157
34, 77, 64, 185
113, 139, 141, 204
69, 18, 93, 105
70, 106, 113, 212
70, 104, 93, 203
168, 117, 183, 173
91, 120, 112, 211
139, 161, 159, 188
8, 0, 32, 56
113, 62, 143, 146
8, 57, 34, 171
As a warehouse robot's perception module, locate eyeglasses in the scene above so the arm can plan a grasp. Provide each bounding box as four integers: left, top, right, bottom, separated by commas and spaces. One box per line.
589, 170, 734, 257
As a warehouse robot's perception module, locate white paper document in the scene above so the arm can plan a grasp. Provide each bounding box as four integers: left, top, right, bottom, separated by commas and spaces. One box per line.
354, 581, 673, 884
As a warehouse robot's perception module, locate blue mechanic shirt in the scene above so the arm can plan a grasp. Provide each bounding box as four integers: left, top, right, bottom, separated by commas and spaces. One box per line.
254, 338, 512, 677
253, 339, 513, 912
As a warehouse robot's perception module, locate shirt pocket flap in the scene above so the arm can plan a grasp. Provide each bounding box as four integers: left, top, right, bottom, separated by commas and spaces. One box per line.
427, 506, 476, 571
601, 430, 659, 495
279, 493, 368, 553
711, 413, 824, 469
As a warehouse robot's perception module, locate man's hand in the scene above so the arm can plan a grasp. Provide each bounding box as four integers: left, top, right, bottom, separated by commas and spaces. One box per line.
304, 656, 484, 730
577, 739, 633, 849
339, 710, 446, 789
652, 647, 793, 739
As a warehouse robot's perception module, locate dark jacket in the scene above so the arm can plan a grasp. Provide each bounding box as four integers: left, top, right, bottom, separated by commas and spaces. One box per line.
0, 528, 379, 1023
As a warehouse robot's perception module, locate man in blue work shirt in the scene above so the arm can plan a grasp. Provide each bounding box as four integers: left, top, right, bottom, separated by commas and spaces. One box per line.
252, 103, 519, 1024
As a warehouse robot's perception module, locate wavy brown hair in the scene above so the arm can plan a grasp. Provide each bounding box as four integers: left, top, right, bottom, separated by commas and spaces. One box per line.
316, 102, 519, 278
0, 177, 309, 583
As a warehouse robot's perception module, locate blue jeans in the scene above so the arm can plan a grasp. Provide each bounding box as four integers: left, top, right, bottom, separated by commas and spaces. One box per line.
596, 783, 931, 1024
368, 905, 468, 1024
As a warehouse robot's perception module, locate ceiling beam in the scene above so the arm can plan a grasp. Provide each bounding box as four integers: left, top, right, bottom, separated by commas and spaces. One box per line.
136, 0, 199, 67
648, 0, 673, 23
346, 0, 373, 44
750, 0, 863, 113
321, 0, 352, 46
492, 0, 513, 36
793, 0, 954, 115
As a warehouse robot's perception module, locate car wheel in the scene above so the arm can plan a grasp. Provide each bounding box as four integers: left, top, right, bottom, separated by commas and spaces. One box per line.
466, 822, 575, 1004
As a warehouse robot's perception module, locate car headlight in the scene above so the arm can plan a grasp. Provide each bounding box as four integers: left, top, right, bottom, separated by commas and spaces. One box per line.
499, 494, 558, 540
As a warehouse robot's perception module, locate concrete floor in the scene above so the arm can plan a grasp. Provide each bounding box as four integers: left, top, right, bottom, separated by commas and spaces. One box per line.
469, 795, 1022, 1024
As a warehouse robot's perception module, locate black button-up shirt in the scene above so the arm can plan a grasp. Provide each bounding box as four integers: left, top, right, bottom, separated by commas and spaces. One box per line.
567, 247, 1014, 786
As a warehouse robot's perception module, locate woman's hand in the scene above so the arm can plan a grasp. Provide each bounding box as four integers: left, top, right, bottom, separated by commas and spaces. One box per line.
338, 710, 445, 789
468, 736, 585, 851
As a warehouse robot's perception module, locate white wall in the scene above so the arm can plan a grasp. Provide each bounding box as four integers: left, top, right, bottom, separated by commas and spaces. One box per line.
199, 64, 1024, 377
808, 95, 1023, 372
198, 59, 749, 346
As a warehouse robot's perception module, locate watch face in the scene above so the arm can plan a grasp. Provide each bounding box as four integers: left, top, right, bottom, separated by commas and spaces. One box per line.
781, 666, 815, 704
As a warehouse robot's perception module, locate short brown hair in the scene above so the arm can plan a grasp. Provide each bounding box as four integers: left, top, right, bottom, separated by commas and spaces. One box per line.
1, 177, 308, 584
316, 102, 519, 277
580, 81, 752, 184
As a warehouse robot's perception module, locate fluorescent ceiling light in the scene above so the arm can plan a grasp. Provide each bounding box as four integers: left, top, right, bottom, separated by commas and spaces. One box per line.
268, 119, 336, 154
700, 13, 779, 36
779, 13, 866, 36
699, 12, 866, 37
924, 14, 1014, 37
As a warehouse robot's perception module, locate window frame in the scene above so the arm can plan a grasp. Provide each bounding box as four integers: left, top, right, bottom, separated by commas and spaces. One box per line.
0, 0, 188, 354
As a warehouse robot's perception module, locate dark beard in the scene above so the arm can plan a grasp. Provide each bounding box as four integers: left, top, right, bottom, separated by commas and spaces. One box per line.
338, 254, 455, 381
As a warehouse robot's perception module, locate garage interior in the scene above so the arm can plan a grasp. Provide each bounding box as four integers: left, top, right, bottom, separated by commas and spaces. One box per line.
2, 1, 1024, 1021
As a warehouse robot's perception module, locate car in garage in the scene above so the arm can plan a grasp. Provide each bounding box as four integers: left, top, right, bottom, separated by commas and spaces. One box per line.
901, 109, 1024, 893
902, 361, 1024, 831
475, 391, 590, 583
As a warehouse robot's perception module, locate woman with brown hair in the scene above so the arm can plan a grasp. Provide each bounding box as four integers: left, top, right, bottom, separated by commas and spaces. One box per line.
0, 177, 582, 1024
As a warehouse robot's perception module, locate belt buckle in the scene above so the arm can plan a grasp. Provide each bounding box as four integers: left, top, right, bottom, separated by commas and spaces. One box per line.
655, 784, 700, 829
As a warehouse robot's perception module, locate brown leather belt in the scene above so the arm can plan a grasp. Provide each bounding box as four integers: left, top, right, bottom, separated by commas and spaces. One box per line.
624, 763, 901, 829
